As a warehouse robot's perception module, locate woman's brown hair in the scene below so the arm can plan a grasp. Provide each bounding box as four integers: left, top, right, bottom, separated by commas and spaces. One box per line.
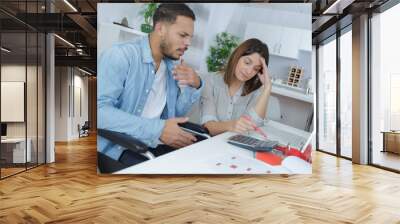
222, 38, 269, 96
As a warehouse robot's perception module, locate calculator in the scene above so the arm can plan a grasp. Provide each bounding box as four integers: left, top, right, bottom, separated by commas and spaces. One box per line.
227, 134, 279, 152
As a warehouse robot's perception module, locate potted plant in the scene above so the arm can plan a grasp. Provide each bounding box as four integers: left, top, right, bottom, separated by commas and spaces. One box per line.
206, 32, 240, 72
140, 3, 159, 33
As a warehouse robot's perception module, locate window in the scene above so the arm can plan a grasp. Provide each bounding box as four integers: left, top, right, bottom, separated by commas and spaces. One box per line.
390, 74, 400, 130
0, 1, 47, 179
339, 28, 352, 158
370, 2, 400, 171
317, 36, 337, 155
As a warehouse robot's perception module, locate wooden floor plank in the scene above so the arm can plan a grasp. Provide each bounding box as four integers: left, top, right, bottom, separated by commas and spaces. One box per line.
0, 134, 399, 223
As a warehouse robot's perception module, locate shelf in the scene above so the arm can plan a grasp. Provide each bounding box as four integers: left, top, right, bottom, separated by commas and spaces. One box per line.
271, 82, 313, 103
98, 22, 147, 55
100, 22, 146, 36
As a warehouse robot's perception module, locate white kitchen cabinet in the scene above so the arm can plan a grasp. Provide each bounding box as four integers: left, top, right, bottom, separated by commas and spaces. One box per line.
245, 22, 311, 59
244, 22, 283, 56
278, 27, 302, 59
298, 29, 312, 52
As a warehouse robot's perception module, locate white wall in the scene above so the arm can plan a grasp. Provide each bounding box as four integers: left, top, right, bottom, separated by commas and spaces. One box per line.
1, 82, 25, 122
97, 3, 144, 29
72, 73, 89, 138
54, 67, 89, 141
1, 65, 40, 137
55, 67, 68, 141
1, 65, 27, 140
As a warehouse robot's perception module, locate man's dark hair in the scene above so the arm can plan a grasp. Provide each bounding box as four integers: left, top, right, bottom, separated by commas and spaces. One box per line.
153, 3, 196, 28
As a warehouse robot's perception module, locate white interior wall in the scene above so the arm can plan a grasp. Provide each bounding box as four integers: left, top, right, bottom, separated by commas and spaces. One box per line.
54, 67, 89, 141
1, 65, 37, 137
1, 65, 26, 140
55, 67, 68, 141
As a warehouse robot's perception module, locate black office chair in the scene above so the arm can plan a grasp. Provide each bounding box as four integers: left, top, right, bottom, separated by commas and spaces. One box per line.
97, 122, 210, 174
79, 121, 90, 138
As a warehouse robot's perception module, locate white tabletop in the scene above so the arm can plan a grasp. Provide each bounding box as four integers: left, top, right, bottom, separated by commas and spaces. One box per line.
115, 121, 312, 175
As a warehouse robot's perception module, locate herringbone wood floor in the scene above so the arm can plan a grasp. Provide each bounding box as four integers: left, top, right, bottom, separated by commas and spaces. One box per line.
1, 134, 400, 224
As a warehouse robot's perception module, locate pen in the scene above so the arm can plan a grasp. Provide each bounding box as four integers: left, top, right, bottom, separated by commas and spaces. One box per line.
242, 115, 268, 139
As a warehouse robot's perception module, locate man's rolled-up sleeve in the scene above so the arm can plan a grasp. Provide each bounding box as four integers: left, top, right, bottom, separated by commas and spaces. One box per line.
175, 78, 204, 117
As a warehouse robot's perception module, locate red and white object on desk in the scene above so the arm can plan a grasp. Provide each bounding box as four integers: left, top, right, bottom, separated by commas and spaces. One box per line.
256, 143, 312, 166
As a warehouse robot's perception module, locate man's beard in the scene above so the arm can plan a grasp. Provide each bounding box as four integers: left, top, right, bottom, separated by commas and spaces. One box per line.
160, 38, 179, 60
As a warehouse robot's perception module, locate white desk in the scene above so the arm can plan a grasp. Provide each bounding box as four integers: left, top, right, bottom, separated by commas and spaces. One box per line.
115, 121, 312, 174
1, 138, 31, 163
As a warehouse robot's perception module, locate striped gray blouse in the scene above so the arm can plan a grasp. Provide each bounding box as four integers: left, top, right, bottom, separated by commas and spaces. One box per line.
200, 72, 265, 127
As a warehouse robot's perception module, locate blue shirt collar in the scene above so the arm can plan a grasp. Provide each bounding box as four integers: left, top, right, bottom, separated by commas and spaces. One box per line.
140, 35, 175, 69
140, 35, 154, 64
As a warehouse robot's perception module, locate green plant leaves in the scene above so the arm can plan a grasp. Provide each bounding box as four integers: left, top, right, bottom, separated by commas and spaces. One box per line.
140, 3, 159, 26
206, 32, 239, 73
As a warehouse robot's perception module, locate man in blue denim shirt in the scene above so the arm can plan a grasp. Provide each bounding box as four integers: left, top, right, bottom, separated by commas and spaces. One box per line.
98, 4, 203, 171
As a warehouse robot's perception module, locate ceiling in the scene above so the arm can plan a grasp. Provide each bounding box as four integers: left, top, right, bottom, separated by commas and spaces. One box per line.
0, 0, 393, 75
